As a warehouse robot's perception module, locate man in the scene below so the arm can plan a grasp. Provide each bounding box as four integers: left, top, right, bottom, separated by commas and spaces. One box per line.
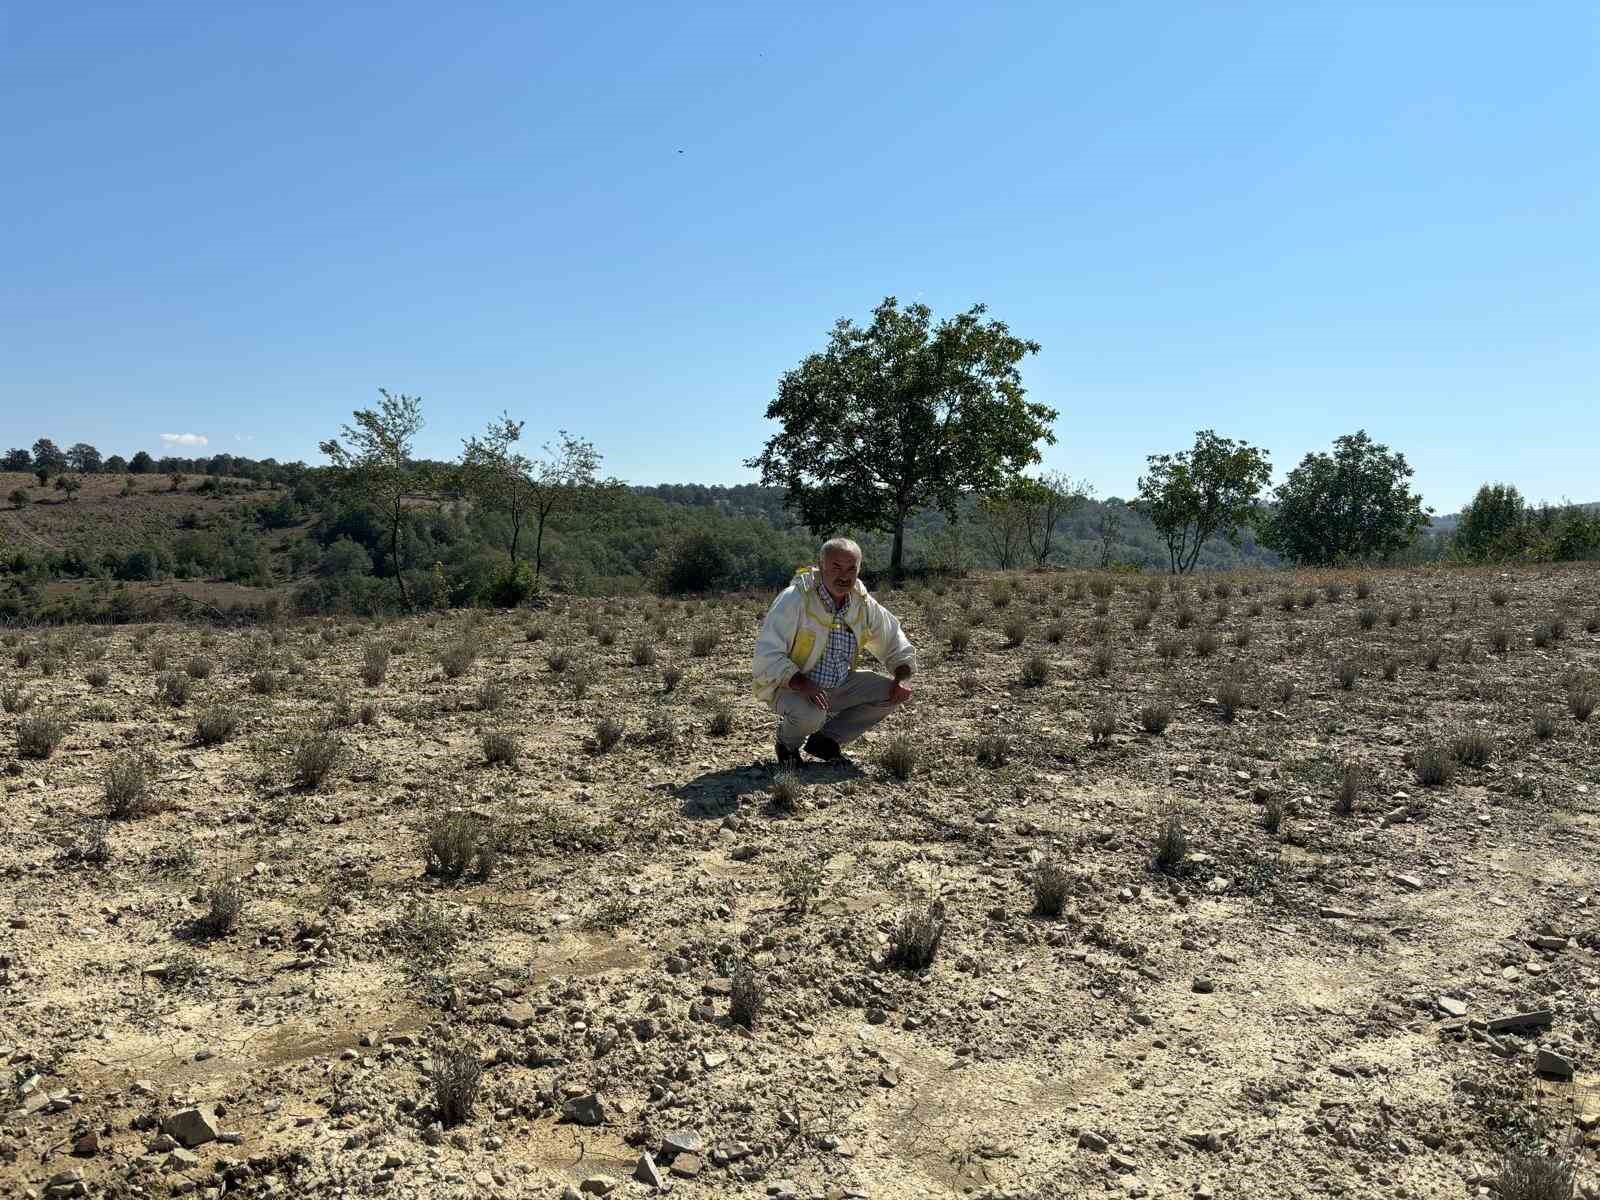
752, 538, 917, 767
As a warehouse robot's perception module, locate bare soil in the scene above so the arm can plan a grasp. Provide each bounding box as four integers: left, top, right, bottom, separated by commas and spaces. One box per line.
2, 564, 1598, 1200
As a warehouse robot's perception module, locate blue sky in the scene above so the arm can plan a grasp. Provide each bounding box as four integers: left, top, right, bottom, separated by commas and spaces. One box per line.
2, 2, 1595, 513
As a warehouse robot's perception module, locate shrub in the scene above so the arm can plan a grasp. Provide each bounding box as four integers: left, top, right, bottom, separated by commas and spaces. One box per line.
361, 643, 389, 686
631, 640, 657, 667
1154, 809, 1187, 872
158, 671, 192, 707
729, 964, 764, 1028
1587, 610, 1600, 635
83, 665, 110, 689
594, 717, 625, 752
770, 769, 802, 812
440, 641, 475, 679
778, 856, 822, 914
887, 897, 946, 969
430, 1043, 484, 1127
1489, 625, 1512, 654
1193, 630, 1218, 658
957, 671, 979, 697
707, 702, 735, 736
1, 685, 32, 714
248, 669, 280, 695
1088, 705, 1117, 744
292, 731, 343, 790
1156, 636, 1182, 663
198, 873, 245, 936
546, 647, 571, 673
1385, 608, 1402, 628
974, 732, 1010, 767
1002, 615, 1029, 648
1032, 857, 1070, 917
594, 626, 617, 647
1215, 672, 1246, 722
1277, 591, 1297, 613
948, 626, 971, 654
661, 664, 683, 693
1422, 646, 1442, 671
1531, 708, 1557, 740
1531, 623, 1553, 649
1489, 587, 1509, 607
1414, 745, 1455, 786
1263, 795, 1284, 834
359, 701, 379, 725
1138, 701, 1172, 734
990, 583, 1012, 609
1381, 657, 1400, 681
426, 811, 498, 881
184, 655, 214, 680
1335, 763, 1362, 815
1299, 589, 1318, 610
880, 733, 918, 781
1274, 677, 1296, 704
1355, 579, 1373, 600
1333, 660, 1359, 690
481, 729, 518, 766
1090, 643, 1115, 677
476, 678, 507, 712
1324, 583, 1344, 603
194, 705, 240, 746
1495, 1152, 1574, 1200
1130, 609, 1152, 633
1450, 729, 1493, 768
690, 627, 720, 657
17, 711, 66, 759
1232, 626, 1252, 649
1357, 608, 1378, 631
1019, 654, 1050, 687
105, 757, 153, 818
1174, 604, 1195, 630
1567, 682, 1597, 723
524, 623, 546, 643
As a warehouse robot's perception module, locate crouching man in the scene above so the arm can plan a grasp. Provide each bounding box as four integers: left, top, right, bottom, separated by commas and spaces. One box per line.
752, 537, 918, 767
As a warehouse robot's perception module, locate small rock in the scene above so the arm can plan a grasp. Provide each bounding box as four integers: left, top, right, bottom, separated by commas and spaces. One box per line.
563, 1094, 608, 1126
579, 1175, 618, 1195
1192, 978, 1215, 994
669, 1153, 703, 1179
162, 1106, 220, 1149
1537, 1049, 1576, 1078
663, 1129, 705, 1156
634, 1154, 666, 1189
1437, 996, 1469, 1018
498, 1003, 537, 1030
1078, 1130, 1108, 1152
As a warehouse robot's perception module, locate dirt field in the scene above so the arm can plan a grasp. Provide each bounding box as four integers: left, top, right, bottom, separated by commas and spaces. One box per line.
2, 565, 1597, 1200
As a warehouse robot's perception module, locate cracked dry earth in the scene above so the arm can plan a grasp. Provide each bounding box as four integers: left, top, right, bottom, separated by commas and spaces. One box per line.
2, 564, 1598, 1200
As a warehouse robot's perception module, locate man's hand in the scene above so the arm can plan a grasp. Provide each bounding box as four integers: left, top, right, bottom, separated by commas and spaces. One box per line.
790, 674, 829, 710
887, 677, 913, 705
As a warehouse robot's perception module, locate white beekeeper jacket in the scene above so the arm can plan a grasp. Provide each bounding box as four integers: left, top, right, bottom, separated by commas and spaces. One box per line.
751, 566, 917, 707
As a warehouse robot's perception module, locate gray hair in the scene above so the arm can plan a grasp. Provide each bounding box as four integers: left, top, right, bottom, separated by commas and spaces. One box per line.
819, 537, 863, 564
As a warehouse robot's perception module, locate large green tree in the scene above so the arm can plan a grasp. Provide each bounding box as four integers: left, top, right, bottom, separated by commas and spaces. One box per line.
1454, 483, 1525, 560
320, 390, 427, 610
746, 297, 1057, 575
1259, 430, 1431, 565
1135, 430, 1271, 573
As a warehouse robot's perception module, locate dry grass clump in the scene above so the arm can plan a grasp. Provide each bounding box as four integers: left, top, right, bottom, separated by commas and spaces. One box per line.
524, 623, 546, 642
594, 625, 617, 647
1154, 808, 1187, 872
1032, 856, 1071, 918
430, 1042, 484, 1127
425, 811, 498, 881
1193, 629, 1219, 658
706, 701, 734, 736
158, 671, 192, 707
770, 769, 803, 813
481, 729, 519, 766
887, 896, 946, 969
1090, 643, 1115, 678
974, 731, 1010, 767
1, 685, 33, 714
1566, 675, 1597, 722
476, 678, 507, 712
689, 626, 720, 657
593, 717, 625, 753
631, 639, 658, 667
1174, 603, 1196, 629
105, 756, 155, 818
85, 666, 110, 689
248, 669, 281, 695
1156, 636, 1182, 663
1414, 745, 1456, 787
1357, 607, 1378, 631
1019, 654, 1050, 687
546, 646, 571, 673
1355, 578, 1373, 600
198, 872, 245, 936
879, 732, 918, 781
361, 642, 389, 686
1333, 660, 1359, 690
1215, 672, 1246, 722
1088, 705, 1117, 744
1335, 762, 1363, 815
728, 963, 764, 1028
948, 625, 972, 654
292, 730, 343, 790
1531, 708, 1557, 740
1488, 586, 1510, 607
1449, 729, 1493, 768
1138, 701, 1172, 734
17, 711, 66, 759
440, 640, 475, 679
194, 704, 240, 746
184, 655, 214, 680
1489, 625, 1513, 654
1002, 614, 1029, 648
661, 664, 683, 692
1496, 1152, 1574, 1200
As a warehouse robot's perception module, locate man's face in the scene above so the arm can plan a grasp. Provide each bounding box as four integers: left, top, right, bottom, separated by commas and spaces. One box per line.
821, 551, 860, 600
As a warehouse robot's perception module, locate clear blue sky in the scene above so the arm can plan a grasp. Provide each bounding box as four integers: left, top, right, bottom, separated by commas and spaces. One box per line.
3, 2, 1595, 513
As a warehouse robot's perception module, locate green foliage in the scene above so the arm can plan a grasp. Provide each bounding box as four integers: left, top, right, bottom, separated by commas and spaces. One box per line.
1455, 483, 1526, 560
1134, 430, 1272, 574
1260, 431, 1431, 565
651, 529, 731, 595
746, 296, 1057, 574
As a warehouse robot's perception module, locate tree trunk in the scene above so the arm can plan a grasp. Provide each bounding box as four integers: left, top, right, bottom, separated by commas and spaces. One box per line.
391, 502, 411, 610
890, 513, 907, 578
533, 514, 547, 586
509, 513, 521, 564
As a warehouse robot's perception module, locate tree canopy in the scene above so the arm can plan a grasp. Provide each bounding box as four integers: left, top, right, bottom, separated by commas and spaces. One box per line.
1259, 430, 1430, 565
320, 390, 427, 609
1134, 430, 1271, 573
746, 297, 1057, 574
1454, 482, 1525, 560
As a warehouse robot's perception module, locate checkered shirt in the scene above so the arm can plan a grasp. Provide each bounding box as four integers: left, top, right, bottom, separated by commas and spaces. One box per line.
809, 577, 857, 690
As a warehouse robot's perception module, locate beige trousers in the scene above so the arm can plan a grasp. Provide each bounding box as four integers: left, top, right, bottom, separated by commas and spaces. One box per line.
773, 670, 901, 750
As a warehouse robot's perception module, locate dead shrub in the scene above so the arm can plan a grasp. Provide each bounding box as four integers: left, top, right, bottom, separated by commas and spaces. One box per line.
361, 643, 390, 686
1154, 808, 1187, 872
631, 640, 658, 667
593, 717, 625, 753
1193, 630, 1218, 658
1032, 857, 1070, 917
198, 872, 245, 936
546, 646, 571, 673
1090, 643, 1115, 677
194, 705, 240, 746
1138, 701, 1172, 734
729, 964, 764, 1028
1566, 678, 1597, 722
292, 730, 343, 790
1156, 636, 1182, 663
17, 711, 66, 759
440, 641, 475, 679
476, 678, 507, 712
879, 732, 918, 781
425, 811, 498, 881
248, 669, 281, 695
1019, 654, 1050, 687
158, 671, 192, 707
1215, 671, 1246, 722
430, 1042, 484, 1127
1414, 745, 1456, 787
1088, 705, 1117, 744
887, 897, 946, 969
661, 665, 683, 693
85, 666, 110, 689
1, 685, 33, 715
105, 756, 154, 818
974, 732, 1010, 767
481, 729, 518, 766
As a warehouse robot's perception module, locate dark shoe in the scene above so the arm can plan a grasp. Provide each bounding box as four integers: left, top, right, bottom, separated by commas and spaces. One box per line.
803, 733, 844, 762
775, 739, 803, 769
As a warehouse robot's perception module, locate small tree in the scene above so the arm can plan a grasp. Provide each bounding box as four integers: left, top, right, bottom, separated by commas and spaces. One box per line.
168, 471, 184, 492
54, 474, 81, 502
1135, 430, 1271, 574
747, 297, 1057, 576
1454, 482, 1525, 560
1023, 471, 1091, 567
1260, 430, 1430, 566
1096, 501, 1124, 568
2, 448, 30, 472
461, 417, 609, 587
976, 477, 1037, 569
31, 438, 66, 476
34, 466, 50, 488
103, 454, 128, 474
128, 450, 154, 474
66, 443, 102, 473
320, 390, 427, 610
8, 488, 28, 509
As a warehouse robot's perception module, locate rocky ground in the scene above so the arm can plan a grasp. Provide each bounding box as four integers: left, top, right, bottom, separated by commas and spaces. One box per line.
1, 564, 1598, 1200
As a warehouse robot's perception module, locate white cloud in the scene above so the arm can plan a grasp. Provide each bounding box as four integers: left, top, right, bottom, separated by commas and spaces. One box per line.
160, 432, 209, 447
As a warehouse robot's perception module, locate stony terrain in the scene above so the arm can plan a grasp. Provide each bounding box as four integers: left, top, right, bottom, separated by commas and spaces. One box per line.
1, 564, 1598, 1200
